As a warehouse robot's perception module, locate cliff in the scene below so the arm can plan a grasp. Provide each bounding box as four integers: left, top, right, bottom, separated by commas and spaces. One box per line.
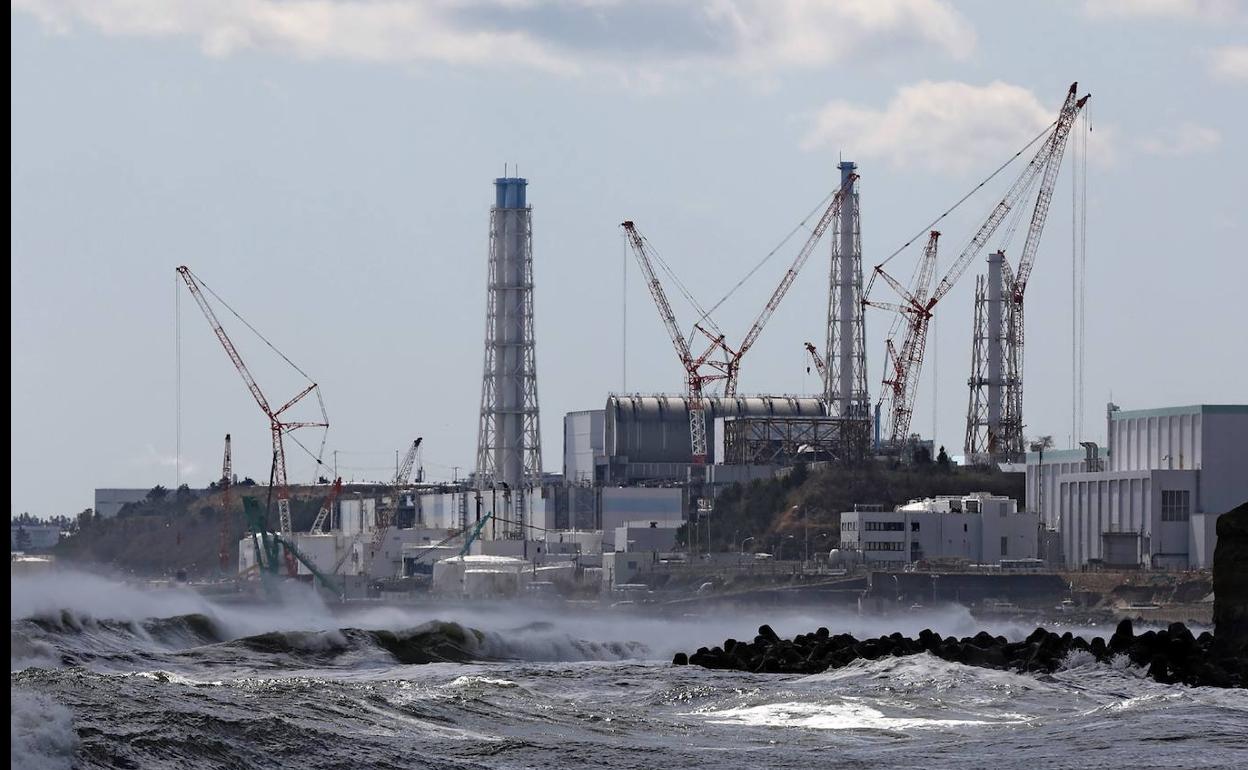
1214, 501, 1248, 650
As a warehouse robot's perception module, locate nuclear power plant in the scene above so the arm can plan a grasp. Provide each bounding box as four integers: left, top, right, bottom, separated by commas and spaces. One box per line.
155, 82, 1246, 599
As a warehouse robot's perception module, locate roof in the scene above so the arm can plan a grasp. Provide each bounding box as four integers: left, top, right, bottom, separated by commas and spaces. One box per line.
1111, 404, 1248, 420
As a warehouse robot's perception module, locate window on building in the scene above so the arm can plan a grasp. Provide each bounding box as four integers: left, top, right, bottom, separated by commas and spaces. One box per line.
1001, 536, 1008, 556
911, 522, 920, 532
963, 523, 968, 533
1161, 490, 1191, 522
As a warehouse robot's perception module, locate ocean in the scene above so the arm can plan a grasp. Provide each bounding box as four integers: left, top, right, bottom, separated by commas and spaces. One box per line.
11, 571, 1248, 769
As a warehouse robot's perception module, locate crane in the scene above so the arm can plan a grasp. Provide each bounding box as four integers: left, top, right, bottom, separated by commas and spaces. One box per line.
864, 83, 1088, 449
218, 434, 233, 572
1001, 88, 1091, 459
176, 266, 328, 573
866, 231, 940, 446
371, 438, 423, 552
804, 342, 827, 390
308, 477, 343, 534
722, 174, 857, 396
620, 222, 732, 465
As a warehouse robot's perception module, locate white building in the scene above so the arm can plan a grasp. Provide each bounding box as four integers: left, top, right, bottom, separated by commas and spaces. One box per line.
1026, 403, 1248, 569
839, 493, 1038, 566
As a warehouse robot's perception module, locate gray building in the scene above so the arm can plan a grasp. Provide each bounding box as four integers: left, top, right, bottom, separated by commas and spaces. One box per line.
93, 489, 149, 519
840, 493, 1038, 566
603, 394, 826, 482
1026, 403, 1248, 569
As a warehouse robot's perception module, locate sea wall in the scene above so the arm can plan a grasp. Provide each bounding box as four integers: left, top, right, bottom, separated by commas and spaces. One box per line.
1214, 501, 1248, 650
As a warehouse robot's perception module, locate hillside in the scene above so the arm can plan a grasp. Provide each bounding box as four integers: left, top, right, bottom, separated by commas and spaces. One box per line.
696, 462, 1026, 555
52, 485, 356, 578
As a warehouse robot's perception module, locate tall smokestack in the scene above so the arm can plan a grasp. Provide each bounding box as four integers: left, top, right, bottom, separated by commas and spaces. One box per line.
824, 161, 868, 421
475, 175, 542, 539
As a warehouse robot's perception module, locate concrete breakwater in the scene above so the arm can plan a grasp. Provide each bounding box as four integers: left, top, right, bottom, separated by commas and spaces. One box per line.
673, 619, 1246, 688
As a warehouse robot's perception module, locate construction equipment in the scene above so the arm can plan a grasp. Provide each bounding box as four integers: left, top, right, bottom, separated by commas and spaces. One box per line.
371, 438, 422, 552
459, 511, 494, 557
620, 222, 731, 465
241, 496, 341, 596
863, 83, 1088, 454
721, 174, 858, 396
218, 434, 233, 572
308, 477, 343, 534
804, 342, 828, 390
176, 266, 328, 571
965, 84, 1091, 460
866, 231, 940, 446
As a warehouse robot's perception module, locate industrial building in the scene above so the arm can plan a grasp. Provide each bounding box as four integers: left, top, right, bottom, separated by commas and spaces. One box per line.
93, 489, 149, 519
839, 493, 1038, 566
1026, 403, 1248, 569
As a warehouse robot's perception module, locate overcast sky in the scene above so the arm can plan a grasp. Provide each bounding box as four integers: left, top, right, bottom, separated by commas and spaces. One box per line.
11, 0, 1247, 518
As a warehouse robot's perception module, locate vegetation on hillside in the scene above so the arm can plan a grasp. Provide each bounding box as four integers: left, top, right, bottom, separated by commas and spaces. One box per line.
51, 485, 338, 578
684, 457, 1026, 557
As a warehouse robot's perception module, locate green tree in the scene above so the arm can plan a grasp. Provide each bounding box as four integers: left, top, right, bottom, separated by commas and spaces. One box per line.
937, 446, 952, 471
147, 485, 169, 502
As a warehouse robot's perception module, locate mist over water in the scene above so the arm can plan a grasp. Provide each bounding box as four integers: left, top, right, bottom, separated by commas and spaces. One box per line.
11, 571, 1248, 769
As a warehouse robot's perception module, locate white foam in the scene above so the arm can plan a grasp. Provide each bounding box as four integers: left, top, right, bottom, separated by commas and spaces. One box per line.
698, 699, 1022, 731
10, 690, 78, 770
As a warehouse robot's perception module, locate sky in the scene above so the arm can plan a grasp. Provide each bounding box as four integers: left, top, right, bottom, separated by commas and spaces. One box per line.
10, 0, 1248, 518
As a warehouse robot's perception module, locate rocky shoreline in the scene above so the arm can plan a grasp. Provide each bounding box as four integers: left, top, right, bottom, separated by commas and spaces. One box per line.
673, 619, 1246, 688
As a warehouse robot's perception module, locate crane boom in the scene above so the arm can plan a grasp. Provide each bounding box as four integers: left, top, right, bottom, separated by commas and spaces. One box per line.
218, 434, 232, 572
725, 174, 857, 395
922, 83, 1080, 310
878, 231, 940, 445
804, 342, 828, 390
176, 266, 327, 550
308, 477, 343, 534
1013, 91, 1091, 297
620, 222, 695, 363
621, 222, 726, 464
371, 437, 424, 555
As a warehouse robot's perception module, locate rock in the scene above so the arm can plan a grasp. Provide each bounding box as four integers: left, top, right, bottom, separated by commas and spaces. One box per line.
674, 620, 1242, 688
1214, 501, 1248, 652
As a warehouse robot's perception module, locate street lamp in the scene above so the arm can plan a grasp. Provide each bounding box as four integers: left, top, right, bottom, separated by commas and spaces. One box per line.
740, 536, 755, 554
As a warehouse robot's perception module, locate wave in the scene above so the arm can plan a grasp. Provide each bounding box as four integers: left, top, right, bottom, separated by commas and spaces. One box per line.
13, 609, 651, 673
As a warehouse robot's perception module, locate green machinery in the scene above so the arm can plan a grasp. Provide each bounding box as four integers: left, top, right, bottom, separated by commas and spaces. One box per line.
241, 496, 342, 597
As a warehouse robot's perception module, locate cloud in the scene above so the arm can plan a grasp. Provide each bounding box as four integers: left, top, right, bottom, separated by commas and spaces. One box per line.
133, 444, 197, 479
1134, 122, 1222, 156
802, 80, 1069, 174
11, 0, 976, 80
1082, 0, 1246, 21
1208, 45, 1248, 82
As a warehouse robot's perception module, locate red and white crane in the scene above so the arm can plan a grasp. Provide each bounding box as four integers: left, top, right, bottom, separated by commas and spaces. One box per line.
867, 231, 940, 445
176, 266, 328, 569
865, 83, 1089, 450
721, 174, 858, 396
620, 223, 729, 464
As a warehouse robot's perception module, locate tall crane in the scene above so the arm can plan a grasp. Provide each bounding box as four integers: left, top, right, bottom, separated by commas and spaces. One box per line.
866, 231, 940, 445
620, 223, 731, 464
218, 434, 232, 572
721, 174, 858, 396
176, 266, 329, 566
1001, 87, 1091, 459
866, 83, 1088, 450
